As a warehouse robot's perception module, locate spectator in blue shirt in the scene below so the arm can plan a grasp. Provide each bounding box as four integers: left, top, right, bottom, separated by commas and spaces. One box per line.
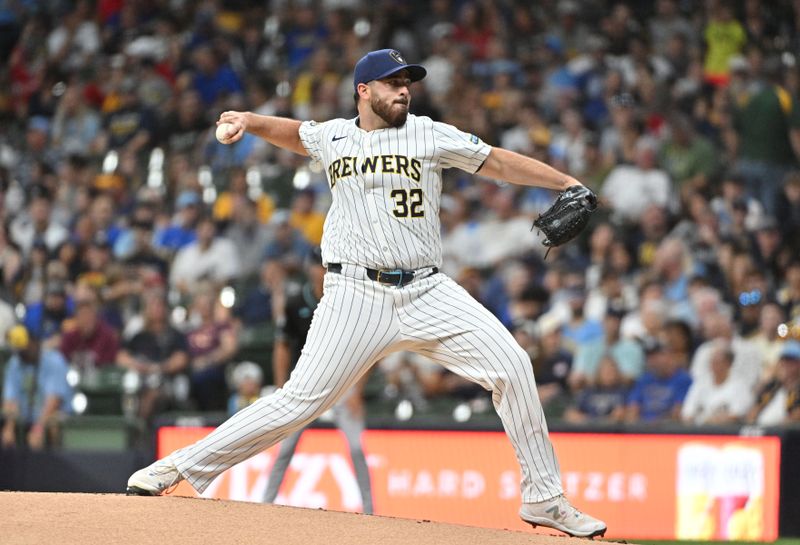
234, 259, 283, 326
561, 284, 604, 349
153, 190, 201, 254
190, 45, 244, 107
564, 355, 629, 423
263, 210, 311, 276
283, 7, 329, 71
652, 238, 693, 306
569, 306, 645, 391
1, 325, 73, 450
625, 339, 692, 422
23, 279, 74, 347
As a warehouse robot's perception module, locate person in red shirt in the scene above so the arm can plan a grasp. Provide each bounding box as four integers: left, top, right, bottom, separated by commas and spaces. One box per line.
60, 282, 119, 368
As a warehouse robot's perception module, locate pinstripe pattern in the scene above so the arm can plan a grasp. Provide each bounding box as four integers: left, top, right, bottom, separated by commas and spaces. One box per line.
169, 114, 564, 504
172, 271, 401, 491
262, 390, 373, 513
298, 115, 487, 270
400, 274, 562, 502
173, 270, 563, 502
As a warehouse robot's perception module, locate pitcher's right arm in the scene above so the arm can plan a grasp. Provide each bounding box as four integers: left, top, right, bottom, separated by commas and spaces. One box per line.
216, 111, 307, 156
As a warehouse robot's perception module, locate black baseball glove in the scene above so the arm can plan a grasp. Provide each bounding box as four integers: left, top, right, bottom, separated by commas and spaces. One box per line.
533, 185, 598, 254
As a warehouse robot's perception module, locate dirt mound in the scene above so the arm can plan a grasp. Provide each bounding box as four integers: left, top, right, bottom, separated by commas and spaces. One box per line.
0, 491, 613, 545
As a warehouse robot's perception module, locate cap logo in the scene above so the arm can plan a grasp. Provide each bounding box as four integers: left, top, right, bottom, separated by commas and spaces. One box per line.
390, 50, 405, 64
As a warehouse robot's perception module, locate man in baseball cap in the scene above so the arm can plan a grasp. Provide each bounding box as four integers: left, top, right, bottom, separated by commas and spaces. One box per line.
352, 49, 427, 91
1, 324, 73, 450
154, 45, 606, 539
747, 340, 800, 426
349, 49, 426, 128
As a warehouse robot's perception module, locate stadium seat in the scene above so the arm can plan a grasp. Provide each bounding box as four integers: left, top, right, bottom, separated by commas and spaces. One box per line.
60, 415, 144, 452
234, 321, 275, 385
77, 367, 126, 416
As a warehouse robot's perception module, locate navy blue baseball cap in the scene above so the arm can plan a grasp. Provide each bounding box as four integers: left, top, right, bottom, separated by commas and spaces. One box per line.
353, 49, 426, 91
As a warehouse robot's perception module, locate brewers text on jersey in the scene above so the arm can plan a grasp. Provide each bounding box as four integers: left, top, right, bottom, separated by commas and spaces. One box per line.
326, 154, 422, 187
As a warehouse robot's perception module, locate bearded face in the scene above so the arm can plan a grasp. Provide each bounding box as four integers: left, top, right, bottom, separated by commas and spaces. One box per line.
369, 92, 409, 128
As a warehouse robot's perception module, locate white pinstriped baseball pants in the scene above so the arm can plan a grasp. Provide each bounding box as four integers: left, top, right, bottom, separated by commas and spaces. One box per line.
171, 266, 563, 503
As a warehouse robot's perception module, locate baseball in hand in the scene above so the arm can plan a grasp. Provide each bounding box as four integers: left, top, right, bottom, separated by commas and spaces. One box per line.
215, 122, 236, 144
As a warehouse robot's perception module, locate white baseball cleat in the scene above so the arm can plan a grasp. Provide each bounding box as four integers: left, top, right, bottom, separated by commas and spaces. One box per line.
520, 494, 607, 538
126, 456, 183, 496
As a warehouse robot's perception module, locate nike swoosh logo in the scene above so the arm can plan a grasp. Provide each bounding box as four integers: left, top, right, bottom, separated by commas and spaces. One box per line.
332, 136, 347, 141
545, 505, 564, 521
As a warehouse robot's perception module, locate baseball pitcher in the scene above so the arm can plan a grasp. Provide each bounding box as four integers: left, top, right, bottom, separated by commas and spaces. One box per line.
126, 49, 604, 538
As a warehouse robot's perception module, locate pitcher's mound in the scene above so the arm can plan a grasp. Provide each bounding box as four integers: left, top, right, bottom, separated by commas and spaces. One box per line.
0, 491, 609, 545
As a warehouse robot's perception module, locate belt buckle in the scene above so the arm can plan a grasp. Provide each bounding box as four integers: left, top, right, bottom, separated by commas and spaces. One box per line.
377, 269, 405, 287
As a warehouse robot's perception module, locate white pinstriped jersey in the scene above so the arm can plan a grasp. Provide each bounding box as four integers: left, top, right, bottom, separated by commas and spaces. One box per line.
166, 119, 566, 507
298, 114, 491, 270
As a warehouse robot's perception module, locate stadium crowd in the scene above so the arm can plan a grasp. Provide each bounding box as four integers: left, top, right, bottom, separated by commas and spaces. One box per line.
2, 0, 800, 449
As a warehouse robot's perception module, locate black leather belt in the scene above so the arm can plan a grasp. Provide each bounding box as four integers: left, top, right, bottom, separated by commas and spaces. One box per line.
327, 263, 438, 287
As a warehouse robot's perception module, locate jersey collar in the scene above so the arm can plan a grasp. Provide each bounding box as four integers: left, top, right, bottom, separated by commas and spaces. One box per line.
352, 115, 411, 134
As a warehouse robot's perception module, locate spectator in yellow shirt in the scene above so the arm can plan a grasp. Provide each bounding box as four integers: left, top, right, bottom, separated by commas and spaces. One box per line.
289, 188, 325, 246
213, 166, 275, 224
703, 2, 746, 86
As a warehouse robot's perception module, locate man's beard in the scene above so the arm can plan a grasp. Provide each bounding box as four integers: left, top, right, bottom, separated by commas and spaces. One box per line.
370, 96, 408, 128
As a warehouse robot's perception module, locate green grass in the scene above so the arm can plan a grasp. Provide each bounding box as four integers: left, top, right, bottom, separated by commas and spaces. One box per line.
630, 537, 800, 545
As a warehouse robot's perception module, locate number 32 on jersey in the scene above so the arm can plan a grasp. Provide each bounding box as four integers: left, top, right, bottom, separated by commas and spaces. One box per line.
391, 188, 424, 218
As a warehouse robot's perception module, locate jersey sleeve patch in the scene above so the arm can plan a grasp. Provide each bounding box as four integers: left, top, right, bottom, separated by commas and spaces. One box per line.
433, 121, 492, 174
298, 120, 325, 164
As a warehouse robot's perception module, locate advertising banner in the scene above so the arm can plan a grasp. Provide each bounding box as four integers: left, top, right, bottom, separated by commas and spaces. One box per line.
158, 428, 780, 540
